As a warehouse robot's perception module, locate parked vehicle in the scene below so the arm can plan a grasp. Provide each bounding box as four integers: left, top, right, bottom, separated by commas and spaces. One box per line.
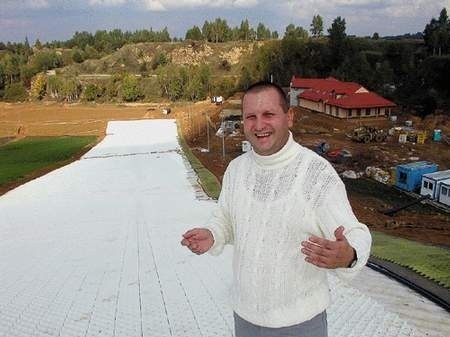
326, 149, 352, 163
351, 126, 387, 143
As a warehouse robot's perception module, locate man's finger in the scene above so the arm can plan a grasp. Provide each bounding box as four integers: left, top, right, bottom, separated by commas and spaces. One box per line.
306, 236, 334, 250
181, 238, 190, 246
301, 244, 328, 258
334, 226, 345, 241
182, 229, 197, 238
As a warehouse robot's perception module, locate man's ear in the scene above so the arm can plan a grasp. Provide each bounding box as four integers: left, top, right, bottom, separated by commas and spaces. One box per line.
287, 109, 294, 128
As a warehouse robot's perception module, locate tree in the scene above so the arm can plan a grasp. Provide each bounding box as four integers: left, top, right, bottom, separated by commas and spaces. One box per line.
121, 74, 141, 102
20, 64, 34, 87
157, 64, 185, 100
310, 15, 324, 37
156, 27, 171, 42
424, 8, 449, 55
328, 16, 347, 68
31, 50, 63, 72
202, 21, 211, 41
151, 52, 169, 70
239, 19, 251, 41
284, 24, 309, 40
185, 65, 211, 101
372, 32, 380, 40
239, 66, 253, 90
72, 49, 85, 63
3, 54, 21, 84
0, 63, 5, 94
34, 39, 42, 49
257, 23, 271, 41
210, 18, 231, 43
185, 26, 203, 40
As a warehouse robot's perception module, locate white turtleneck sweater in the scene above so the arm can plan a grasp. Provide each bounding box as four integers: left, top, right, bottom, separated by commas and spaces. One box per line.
206, 132, 371, 328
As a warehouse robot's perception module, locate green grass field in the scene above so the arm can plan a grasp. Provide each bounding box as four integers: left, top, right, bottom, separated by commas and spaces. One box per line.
371, 231, 450, 289
177, 124, 221, 199
0, 136, 97, 187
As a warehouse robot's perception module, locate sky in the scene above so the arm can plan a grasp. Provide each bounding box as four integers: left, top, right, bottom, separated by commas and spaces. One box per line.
0, 0, 449, 43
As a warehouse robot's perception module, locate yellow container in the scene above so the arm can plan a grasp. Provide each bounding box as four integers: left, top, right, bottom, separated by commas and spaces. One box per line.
417, 131, 427, 144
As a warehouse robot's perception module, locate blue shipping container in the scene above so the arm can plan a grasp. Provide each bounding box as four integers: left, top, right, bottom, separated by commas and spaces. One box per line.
395, 161, 438, 192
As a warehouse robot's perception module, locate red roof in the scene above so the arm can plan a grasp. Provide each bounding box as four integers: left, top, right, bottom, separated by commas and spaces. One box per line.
299, 90, 331, 102
293, 76, 396, 109
328, 92, 396, 108
291, 76, 363, 95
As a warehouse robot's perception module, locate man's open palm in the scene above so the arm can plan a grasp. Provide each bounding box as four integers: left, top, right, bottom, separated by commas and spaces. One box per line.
300, 226, 355, 268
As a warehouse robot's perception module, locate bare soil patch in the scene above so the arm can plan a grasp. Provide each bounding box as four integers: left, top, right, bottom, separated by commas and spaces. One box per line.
182, 103, 450, 248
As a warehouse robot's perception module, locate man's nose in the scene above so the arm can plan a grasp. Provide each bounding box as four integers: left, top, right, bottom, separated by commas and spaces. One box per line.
255, 116, 264, 130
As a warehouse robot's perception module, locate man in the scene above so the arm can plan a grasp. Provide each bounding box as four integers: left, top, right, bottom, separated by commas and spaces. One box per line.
181, 82, 371, 337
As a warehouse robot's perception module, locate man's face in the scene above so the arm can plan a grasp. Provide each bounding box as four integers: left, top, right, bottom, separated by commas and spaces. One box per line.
242, 88, 293, 156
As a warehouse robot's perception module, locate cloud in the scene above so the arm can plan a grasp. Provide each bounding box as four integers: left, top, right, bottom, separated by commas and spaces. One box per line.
140, 0, 258, 11
282, 0, 448, 24
88, 0, 127, 5
0, 0, 49, 9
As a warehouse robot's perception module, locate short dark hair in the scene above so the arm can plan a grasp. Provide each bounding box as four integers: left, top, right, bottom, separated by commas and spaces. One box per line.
242, 81, 289, 113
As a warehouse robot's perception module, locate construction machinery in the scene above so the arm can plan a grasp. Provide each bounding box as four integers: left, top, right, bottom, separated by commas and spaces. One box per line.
351, 126, 387, 143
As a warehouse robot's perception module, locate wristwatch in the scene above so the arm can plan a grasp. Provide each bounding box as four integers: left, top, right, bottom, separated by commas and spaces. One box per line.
347, 248, 357, 268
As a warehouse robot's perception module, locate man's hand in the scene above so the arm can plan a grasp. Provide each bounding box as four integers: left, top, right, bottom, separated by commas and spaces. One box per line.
181, 228, 214, 255
301, 226, 356, 269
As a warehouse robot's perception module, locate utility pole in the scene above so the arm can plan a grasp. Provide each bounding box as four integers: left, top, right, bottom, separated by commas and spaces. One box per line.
221, 116, 226, 158
206, 112, 210, 152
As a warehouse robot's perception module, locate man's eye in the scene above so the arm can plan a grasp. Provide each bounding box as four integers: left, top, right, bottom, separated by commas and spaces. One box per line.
246, 115, 256, 120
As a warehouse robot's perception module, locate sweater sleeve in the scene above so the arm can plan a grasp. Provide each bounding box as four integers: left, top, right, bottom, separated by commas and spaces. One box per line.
204, 167, 234, 256
315, 172, 372, 279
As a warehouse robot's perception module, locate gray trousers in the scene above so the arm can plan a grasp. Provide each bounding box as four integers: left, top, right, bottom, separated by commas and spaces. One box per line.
234, 311, 327, 337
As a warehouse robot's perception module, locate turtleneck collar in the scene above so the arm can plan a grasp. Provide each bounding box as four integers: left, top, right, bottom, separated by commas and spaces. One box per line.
250, 131, 299, 168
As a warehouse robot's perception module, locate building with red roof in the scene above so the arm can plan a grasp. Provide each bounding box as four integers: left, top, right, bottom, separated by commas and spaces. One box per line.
289, 76, 396, 119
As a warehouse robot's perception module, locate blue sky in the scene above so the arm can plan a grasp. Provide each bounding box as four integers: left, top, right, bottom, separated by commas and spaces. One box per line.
0, 0, 449, 43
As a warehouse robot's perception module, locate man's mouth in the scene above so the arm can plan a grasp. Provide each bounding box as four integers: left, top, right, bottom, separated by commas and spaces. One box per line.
255, 132, 271, 138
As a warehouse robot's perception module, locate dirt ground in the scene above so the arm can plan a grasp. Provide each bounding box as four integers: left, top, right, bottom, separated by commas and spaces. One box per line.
1, 101, 449, 247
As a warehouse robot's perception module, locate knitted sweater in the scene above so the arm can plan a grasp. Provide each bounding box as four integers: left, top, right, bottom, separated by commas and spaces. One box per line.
206, 132, 371, 328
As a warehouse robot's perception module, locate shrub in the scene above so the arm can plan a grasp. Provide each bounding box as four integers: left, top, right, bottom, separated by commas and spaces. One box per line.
4, 82, 28, 102
121, 74, 141, 102
83, 83, 102, 101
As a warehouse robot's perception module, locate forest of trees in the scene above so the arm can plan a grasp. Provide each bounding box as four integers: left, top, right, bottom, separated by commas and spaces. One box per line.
0, 9, 449, 116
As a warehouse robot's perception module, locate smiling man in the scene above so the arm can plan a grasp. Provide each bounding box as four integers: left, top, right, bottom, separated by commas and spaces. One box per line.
181, 81, 371, 337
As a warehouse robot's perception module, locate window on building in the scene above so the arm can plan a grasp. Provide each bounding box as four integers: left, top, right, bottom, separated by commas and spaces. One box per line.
348, 109, 353, 117
365, 109, 370, 116
442, 187, 448, 196
429, 182, 434, 190
357, 108, 361, 116
399, 172, 407, 183
423, 181, 428, 189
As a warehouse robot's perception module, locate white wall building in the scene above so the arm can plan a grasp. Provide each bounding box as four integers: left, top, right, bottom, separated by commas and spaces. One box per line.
420, 169, 450, 200
438, 179, 450, 206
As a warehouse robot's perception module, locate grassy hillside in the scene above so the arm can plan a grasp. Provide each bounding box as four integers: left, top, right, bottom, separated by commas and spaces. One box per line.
60, 41, 257, 77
